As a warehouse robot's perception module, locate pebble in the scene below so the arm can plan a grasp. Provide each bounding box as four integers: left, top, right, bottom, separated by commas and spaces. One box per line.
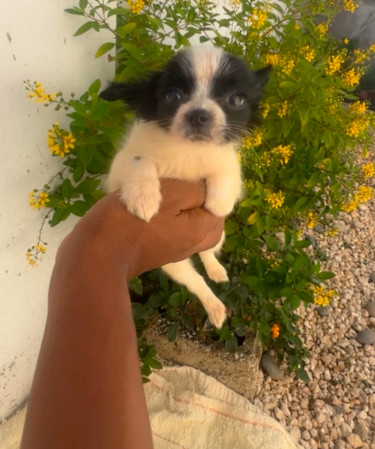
356, 329, 375, 345
364, 301, 375, 317
317, 306, 331, 316
261, 352, 284, 380
346, 433, 364, 448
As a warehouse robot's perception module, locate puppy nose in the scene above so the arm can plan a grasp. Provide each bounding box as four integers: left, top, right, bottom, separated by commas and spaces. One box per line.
187, 108, 212, 127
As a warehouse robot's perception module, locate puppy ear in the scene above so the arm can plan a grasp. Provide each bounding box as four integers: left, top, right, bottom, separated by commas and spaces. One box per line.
100, 72, 161, 119
254, 65, 272, 91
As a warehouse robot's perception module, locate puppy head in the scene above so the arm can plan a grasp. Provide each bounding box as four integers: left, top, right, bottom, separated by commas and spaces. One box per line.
100, 45, 270, 145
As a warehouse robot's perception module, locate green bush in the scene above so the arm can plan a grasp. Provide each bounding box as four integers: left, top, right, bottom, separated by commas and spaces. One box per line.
26, 0, 375, 380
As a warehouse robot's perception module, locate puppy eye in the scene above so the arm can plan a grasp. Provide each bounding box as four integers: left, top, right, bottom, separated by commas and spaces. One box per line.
163, 89, 183, 105
227, 93, 247, 110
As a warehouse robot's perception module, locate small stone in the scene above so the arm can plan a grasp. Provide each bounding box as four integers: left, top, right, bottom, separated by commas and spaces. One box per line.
346, 433, 363, 448
305, 234, 317, 247
353, 219, 365, 229
313, 223, 325, 233
364, 301, 375, 317
356, 329, 375, 345
261, 352, 284, 380
341, 422, 352, 438
354, 420, 369, 440
274, 407, 285, 421
370, 272, 375, 283
316, 412, 326, 424
318, 306, 331, 316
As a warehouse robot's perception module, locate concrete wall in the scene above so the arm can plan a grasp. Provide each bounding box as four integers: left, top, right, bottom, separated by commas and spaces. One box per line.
0, 0, 114, 421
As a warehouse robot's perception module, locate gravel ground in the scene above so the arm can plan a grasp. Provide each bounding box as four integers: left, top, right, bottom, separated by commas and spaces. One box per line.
253, 172, 375, 448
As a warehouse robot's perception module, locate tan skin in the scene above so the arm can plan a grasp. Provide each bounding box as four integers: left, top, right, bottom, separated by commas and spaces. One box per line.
20, 179, 225, 449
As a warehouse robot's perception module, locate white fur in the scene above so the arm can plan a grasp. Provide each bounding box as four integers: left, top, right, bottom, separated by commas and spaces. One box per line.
107, 121, 241, 328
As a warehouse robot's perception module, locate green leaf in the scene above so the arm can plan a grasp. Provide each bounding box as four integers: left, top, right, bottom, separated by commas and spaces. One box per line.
108, 7, 130, 17
117, 22, 137, 38
76, 178, 101, 194
95, 42, 116, 58
61, 179, 74, 198
73, 164, 85, 182
167, 322, 180, 342
70, 200, 90, 217
225, 219, 238, 235
50, 208, 71, 227
297, 368, 310, 383
316, 271, 335, 280
74, 21, 99, 36
79, 0, 88, 9
225, 336, 238, 353
88, 78, 102, 94
263, 235, 280, 251
64, 8, 85, 16
247, 211, 259, 225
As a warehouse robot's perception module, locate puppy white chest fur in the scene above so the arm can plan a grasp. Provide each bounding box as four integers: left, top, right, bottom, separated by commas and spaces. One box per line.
107, 121, 242, 222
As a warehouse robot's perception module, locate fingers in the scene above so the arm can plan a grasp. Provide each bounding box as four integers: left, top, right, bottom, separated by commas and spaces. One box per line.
179, 207, 225, 253
159, 179, 206, 215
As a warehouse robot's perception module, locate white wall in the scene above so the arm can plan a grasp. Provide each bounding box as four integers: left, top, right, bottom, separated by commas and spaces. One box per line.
0, 0, 114, 421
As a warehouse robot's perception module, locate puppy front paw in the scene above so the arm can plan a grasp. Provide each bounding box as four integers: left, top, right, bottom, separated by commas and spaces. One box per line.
120, 181, 161, 222
205, 196, 234, 217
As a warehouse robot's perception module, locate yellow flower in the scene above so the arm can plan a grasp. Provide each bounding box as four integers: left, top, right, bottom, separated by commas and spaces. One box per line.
265, 53, 280, 66
369, 43, 375, 53
343, 38, 349, 45
265, 190, 285, 209
271, 323, 280, 339
243, 129, 263, 148
261, 101, 270, 118
278, 100, 290, 118
326, 54, 344, 75
316, 23, 328, 36
306, 211, 317, 229
345, 116, 370, 137
302, 45, 315, 62
313, 286, 335, 307
349, 101, 367, 115
127, 0, 145, 14
343, 0, 359, 13
327, 228, 338, 237
354, 49, 367, 64
26, 243, 47, 267
341, 68, 361, 87
281, 59, 295, 76
362, 163, 375, 179
47, 123, 76, 157
29, 190, 50, 210
271, 144, 293, 165
25, 81, 57, 104
248, 9, 268, 29
341, 185, 374, 212
356, 185, 373, 203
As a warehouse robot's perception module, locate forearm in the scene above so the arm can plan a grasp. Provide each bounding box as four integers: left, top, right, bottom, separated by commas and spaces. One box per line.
21, 241, 154, 449
21, 182, 224, 449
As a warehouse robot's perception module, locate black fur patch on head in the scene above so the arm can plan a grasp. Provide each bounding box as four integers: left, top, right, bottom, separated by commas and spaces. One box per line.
100, 51, 195, 128
211, 53, 271, 141
99, 72, 161, 121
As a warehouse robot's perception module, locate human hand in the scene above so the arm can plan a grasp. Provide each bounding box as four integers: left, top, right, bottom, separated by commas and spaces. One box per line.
58, 179, 225, 279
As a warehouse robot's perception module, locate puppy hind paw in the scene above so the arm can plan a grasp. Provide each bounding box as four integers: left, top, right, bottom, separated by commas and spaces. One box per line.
206, 300, 227, 329
205, 262, 229, 283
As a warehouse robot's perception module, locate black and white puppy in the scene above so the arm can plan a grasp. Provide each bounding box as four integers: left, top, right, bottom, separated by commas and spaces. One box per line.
101, 45, 270, 328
